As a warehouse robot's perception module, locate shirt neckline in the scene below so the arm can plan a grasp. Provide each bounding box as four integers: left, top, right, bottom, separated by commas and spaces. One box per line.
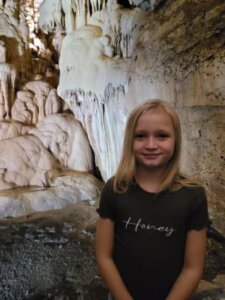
135, 182, 161, 196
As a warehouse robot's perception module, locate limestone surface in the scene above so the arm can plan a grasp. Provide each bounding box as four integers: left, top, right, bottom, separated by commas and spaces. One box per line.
0, 1, 30, 81
29, 113, 93, 172
56, 1, 147, 180
0, 120, 32, 140
0, 135, 59, 189
0, 171, 102, 217
12, 81, 62, 124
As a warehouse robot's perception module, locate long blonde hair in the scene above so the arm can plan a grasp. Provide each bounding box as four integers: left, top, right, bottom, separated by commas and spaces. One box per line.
113, 99, 201, 193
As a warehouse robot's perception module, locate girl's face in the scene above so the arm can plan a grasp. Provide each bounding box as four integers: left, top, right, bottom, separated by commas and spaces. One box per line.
132, 108, 175, 173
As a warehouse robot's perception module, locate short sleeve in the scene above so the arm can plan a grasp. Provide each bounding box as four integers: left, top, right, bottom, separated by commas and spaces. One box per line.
187, 187, 210, 231
96, 178, 116, 221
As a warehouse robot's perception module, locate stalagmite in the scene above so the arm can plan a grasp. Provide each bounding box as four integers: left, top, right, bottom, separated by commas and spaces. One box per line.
0, 41, 16, 119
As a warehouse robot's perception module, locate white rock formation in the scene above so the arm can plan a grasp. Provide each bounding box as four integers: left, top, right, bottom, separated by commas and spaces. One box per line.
0, 41, 16, 119
38, 0, 64, 33
0, 135, 59, 189
90, 1, 146, 58
0, 1, 30, 81
1, 1, 28, 41
52, 31, 65, 54
12, 81, 62, 124
29, 113, 93, 172
56, 0, 147, 180
11, 90, 38, 124
58, 25, 129, 95
0, 171, 102, 217
0, 121, 32, 140
57, 26, 130, 180
39, 0, 107, 33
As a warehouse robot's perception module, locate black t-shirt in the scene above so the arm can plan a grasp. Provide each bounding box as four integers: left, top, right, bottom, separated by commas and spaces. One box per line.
97, 179, 209, 300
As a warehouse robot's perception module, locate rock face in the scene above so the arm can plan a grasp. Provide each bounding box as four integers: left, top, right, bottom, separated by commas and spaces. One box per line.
179, 107, 225, 235
12, 80, 62, 124
0, 135, 59, 189
0, 121, 32, 140
0, 0, 30, 81
0, 172, 102, 217
29, 113, 93, 171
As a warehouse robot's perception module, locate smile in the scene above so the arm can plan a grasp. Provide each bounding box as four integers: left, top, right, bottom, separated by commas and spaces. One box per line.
143, 153, 161, 156
142, 153, 161, 159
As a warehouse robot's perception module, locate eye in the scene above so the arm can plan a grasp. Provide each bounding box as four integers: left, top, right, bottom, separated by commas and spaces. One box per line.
134, 132, 146, 139
157, 133, 170, 139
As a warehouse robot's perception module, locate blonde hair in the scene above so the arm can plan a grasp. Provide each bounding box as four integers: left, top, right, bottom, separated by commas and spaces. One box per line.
113, 99, 201, 193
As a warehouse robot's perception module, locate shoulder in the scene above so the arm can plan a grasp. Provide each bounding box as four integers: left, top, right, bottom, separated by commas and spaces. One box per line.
100, 177, 119, 202
180, 185, 206, 200
167, 186, 207, 209
180, 187, 210, 230
97, 177, 117, 220
178, 186, 208, 216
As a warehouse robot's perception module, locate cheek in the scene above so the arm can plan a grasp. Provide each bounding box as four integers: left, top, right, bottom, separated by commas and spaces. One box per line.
132, 141, 142, 154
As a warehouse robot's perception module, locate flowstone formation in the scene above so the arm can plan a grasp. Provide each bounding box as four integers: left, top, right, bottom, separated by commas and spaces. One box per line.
53, 1, 147, 180
0, 0, 97, 218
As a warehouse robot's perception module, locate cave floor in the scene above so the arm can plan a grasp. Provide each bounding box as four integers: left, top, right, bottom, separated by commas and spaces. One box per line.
0, 203, 224, 300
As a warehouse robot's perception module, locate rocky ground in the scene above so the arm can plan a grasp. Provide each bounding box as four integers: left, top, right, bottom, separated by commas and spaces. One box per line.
0, 203, 224, 300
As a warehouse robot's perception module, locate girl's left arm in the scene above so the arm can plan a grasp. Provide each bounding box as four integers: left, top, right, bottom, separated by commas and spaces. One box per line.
166, 228, 207, 300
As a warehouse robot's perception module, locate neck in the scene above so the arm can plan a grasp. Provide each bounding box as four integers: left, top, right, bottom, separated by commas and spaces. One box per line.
135, 167, 166, 193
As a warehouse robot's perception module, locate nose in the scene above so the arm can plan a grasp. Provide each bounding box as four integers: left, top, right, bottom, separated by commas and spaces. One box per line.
145, 137, 158, 149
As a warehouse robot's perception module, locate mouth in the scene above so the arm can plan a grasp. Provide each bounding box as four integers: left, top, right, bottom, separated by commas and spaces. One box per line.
142, 153, 161, 159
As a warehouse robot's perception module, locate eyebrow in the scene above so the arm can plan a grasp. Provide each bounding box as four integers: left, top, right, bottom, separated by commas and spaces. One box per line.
135, 128, 171, 133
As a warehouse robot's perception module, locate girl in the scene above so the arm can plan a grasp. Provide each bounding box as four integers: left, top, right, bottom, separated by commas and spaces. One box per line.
95, 99, 209, 300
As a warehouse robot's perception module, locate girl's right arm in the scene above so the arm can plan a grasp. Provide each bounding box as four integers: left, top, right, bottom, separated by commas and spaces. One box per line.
95, 217, 133, 300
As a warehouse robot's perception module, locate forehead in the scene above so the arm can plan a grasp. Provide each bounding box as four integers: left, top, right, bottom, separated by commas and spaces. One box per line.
135, 107, 174, 127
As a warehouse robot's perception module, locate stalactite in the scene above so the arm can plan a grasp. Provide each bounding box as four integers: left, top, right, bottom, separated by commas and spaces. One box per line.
0, 64, 16, 119
62, 85, 127, 180
39, 0, 109, 33
39, 0, 63, 33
